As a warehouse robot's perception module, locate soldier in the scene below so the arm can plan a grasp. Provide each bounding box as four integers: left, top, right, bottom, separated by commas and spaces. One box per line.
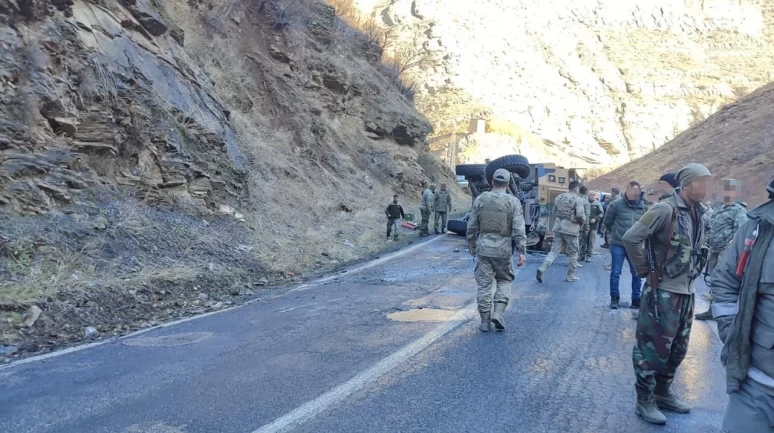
578, 186, 591, 268
467, 169, 526, 332
604, 181, 648, 309
602, 190, 619, 248
657, 173, 678, 201
418, 184, 436, 237
622, 163, 712, 425
385, 194, 405, 241
536, 180, 586, 283
433, 183, 453, 234
695, 179, 749, 321
583, 191, 604, 262
712, 179, 774, 433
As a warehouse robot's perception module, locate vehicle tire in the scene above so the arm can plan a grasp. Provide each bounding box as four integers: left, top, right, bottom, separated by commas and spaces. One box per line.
485, 155, 530, 183
455, 164, 487, 179
447, 219, 468, 236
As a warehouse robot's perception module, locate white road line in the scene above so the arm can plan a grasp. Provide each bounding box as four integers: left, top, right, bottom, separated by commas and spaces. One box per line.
251, 266, 523, 433
1, 235, 448, 370
250, 303, 477, 433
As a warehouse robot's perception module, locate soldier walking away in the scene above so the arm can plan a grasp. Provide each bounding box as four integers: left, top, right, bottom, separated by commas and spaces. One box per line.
577, 186, 591, 268
604, 181, 648, 309
536, 180, 587, 283
657, 173, 679, 201
696, 179, 749, 321
467, 169, 527, 332
418, 184, 436, 237
622, 163, 712, 425
434, 183, 453, 234
385, 194, 405, 241
583, 191, 604, 262
711, 179, 774, 433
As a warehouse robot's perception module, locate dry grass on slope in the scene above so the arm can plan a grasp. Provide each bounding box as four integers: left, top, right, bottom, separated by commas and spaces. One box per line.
589, 83, 774, 205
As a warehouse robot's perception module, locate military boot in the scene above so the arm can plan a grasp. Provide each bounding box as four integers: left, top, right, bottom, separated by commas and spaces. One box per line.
654, 383, 691, 413
393, 236, 399, 242
695, 309, 714, 321
636, 393, 667, 425
576, 262, 584, 268
609, 297, 620, 309
566, 275, 579, 282
479, 312, 492, 332
491, 302, 507, 331
536, 266, 545, 283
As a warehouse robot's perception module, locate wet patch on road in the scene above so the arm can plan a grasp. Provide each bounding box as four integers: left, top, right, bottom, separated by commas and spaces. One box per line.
387, 308, 459, 322
122, 332, 213, 347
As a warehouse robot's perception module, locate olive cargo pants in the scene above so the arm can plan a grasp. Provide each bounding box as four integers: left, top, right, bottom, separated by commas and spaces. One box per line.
540, 232, 580, 277
475, 256, 514, 314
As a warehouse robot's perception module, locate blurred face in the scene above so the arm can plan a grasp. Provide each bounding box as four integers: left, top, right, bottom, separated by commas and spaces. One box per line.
440, 184, 447, 191
723, 184, 740, 203
625, 184, 641, 200
682, 176, 713, 204
589, 193, 598, 202
612, 188, 620, 196
393, 196, 399, 203
657, 180, 673, 194
604, 196, 612, 204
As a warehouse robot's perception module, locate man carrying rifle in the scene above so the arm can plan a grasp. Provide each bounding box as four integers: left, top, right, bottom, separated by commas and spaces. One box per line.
622, 163, 712, 425
467, 169, 527, 332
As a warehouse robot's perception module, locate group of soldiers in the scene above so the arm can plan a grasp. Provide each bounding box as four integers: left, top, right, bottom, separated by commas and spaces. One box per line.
384, 183, 453, 241
464, 162, 774, 432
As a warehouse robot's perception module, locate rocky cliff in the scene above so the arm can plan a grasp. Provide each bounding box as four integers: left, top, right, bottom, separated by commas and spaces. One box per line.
0, 0, 462, 356
370, 0, 774, 169
588, 81, 774, 206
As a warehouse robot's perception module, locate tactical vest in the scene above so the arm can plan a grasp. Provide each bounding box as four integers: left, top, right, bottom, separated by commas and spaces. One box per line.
661, 199, 709, 280
555, 194, 576, 221
478, 193, 513, 237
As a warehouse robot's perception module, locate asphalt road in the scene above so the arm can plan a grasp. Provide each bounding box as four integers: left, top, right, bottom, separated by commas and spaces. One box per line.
0, 235, 727, 433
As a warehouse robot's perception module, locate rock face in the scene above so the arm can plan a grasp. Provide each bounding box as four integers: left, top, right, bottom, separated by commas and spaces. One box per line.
589, 82, 774, 206
377, 0, 774, 169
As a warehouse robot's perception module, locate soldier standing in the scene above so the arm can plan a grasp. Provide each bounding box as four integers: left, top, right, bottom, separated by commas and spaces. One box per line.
711, 179, 774, 433
536, 180, 587, 283
622, 163, 712, 425
433, 183, 453, 234
467, 169, 527, 332
385, 194, 405, 241
695, 179, 749, 321
583, 191, 604, 262
577, 186, 591, 268
418, 184, 436, 237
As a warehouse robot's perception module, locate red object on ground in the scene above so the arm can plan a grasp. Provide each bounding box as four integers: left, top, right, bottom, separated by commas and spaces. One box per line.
401, 222, 417, 230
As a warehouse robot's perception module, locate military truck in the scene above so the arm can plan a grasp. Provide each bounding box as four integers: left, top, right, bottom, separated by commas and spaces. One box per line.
447, 155, 585, 251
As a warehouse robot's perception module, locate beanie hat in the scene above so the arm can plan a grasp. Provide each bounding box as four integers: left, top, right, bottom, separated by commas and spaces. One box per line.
677, 163, 711, 187
659, 173, 678, 189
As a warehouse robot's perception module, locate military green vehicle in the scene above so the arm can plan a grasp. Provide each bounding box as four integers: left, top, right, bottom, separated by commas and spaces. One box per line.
448, 155, 585, 251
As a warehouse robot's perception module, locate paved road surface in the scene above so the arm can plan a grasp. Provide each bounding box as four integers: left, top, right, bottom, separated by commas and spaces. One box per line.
0, 235, 727, 433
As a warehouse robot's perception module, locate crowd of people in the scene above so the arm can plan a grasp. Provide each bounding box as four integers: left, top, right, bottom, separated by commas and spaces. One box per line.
464, 163, 774, 432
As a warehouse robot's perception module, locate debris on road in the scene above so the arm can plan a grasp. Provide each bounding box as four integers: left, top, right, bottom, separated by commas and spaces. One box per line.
23, 306, 42, 328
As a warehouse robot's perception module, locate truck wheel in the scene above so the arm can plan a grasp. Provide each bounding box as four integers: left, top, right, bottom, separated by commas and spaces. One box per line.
485, 155, 531, 183
447, 219, 468, 236
455, 164, 487, 179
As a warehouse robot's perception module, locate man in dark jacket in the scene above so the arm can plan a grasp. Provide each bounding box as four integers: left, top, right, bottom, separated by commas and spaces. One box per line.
657, 173, 679, 201
603, 181, 648, 309
711, 179, 774, 433
385, 194, 405, 241
602, 188, 621, 248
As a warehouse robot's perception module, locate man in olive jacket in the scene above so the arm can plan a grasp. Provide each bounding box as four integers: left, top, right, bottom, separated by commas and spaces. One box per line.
603, 181, 648, 309
711, 179, 774, 433
622, 163, 712, 425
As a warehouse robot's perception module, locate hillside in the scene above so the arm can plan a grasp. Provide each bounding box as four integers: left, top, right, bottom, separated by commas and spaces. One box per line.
588, 82, 774, 205
0, 0, 464, 356
361, 0, 774, 169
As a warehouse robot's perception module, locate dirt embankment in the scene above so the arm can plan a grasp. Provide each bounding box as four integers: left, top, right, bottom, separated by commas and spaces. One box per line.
0, 0, 465, 360
588, 82, 774, 205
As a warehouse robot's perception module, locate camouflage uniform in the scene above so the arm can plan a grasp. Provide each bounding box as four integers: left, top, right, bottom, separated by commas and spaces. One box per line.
623, 185, 710, 424
706, 202, 748, 276
582, 199, 604, 261
467, 170, 526, 332
418, 186, 435, 236
578, 197, 591, 260
433, 187, 453, 234
537, 190, 587, 282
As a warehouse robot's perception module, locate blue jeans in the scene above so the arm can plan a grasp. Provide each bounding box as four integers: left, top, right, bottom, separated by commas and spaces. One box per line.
610, 244, 642, 300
